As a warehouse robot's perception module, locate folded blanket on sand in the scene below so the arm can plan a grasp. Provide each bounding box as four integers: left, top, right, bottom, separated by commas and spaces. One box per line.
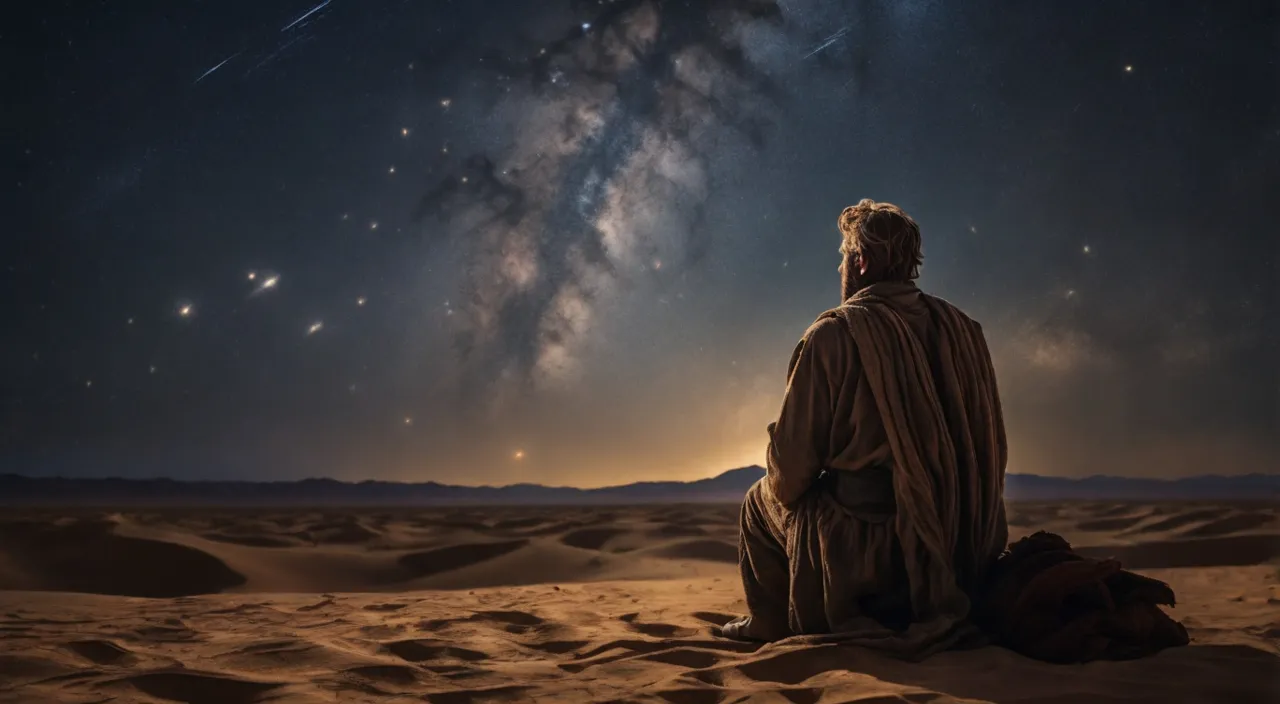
975, 531, 1190, 663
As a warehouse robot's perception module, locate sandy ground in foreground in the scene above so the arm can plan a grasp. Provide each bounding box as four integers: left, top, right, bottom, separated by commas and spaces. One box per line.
0, 501, 1277, 703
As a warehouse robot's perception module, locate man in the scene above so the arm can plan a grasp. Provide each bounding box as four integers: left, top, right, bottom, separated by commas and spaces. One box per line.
721, 199, 1009, 659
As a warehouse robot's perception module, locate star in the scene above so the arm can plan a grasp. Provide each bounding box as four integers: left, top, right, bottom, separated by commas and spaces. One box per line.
441, 145, 449, 154
149, 365, 156, 374
260, 274, 279, 290
388, 165, 396, 174
1082, 244, 1092, 255
85, 380, 92, 388
403, 416, 413, 426
177, 303, 194, 318
1124, 64, 1133, 73
440, 97, 452, 108
126, 317, 134, 325
513, 449, 525, 460
969, 225, 978, 234
341, 213, 350, 221
370, 221, 379, 230
581, 22, 591, 31
1066, 289, 1077, 299
307, 321, 324, 335
247, 271, 257, 281
400, 127, 410, 137
356, 296, 367, 306
653, 258, 663, 270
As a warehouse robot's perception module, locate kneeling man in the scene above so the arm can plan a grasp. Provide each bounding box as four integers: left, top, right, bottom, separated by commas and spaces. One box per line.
723, 200, 1009, 658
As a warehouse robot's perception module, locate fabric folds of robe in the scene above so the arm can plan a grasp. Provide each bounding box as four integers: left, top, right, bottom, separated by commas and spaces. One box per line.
747, 284, 1009, 660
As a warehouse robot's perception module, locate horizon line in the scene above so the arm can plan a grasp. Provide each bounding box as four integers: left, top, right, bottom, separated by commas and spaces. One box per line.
4, 467, 1278, 492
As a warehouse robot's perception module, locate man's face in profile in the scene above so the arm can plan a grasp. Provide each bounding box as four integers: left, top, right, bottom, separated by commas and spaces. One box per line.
840, 249, 866, 301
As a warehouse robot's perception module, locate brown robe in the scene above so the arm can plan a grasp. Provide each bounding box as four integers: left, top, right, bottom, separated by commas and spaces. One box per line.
735, 281, 1009, 659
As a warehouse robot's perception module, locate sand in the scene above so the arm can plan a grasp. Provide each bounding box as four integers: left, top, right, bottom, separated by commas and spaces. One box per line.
0, 501, 1277, 703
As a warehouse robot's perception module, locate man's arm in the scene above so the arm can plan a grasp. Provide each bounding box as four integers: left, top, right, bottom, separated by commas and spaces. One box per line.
764, 316, 847, 507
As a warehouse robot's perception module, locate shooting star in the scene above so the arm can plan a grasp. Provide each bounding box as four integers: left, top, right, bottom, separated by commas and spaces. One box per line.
194, 52, 240, 84
803, 27, 850, 60
282, 0, 332, 32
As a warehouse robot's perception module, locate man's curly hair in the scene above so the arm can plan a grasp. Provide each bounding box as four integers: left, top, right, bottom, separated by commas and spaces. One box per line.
837, 199, 923, 282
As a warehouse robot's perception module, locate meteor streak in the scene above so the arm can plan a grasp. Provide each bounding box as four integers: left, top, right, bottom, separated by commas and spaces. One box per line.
281, 0, 332, 32
194, 52, 240, 84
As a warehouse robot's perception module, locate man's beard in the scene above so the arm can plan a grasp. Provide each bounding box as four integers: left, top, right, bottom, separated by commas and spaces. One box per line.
841, 253, 867, 302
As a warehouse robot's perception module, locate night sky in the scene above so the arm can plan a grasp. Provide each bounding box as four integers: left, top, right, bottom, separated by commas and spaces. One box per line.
5, 1, 1277, 485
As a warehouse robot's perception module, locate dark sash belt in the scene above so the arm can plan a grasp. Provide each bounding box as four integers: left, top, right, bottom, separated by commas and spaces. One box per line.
818, 465, 896, 521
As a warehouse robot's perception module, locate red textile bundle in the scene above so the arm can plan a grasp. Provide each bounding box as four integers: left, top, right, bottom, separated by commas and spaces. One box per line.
976, 531, 1190, 663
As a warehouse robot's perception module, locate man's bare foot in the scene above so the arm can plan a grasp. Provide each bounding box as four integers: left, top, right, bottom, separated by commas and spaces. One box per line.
719, 616, 768, 641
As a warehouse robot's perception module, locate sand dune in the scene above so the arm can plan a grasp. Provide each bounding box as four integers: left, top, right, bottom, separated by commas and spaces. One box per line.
0, 501, 1277, 702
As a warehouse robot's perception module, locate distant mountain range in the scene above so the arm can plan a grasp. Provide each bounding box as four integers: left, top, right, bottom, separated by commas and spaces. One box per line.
1, 467, 1276, 505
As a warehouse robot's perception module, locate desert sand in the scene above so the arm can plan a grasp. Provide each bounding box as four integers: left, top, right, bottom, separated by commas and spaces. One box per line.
0, 501, 1277, 703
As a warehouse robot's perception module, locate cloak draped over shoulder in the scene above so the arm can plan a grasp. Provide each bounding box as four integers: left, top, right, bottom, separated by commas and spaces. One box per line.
737, 282, 1009, 659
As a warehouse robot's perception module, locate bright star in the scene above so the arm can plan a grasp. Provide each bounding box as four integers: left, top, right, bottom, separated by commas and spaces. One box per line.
389, 165, 396, 174
1124, 64, 1133, 73
582, 22, 591, 31
440, 97, 452, 108
177, 302, 194, 318
261, 274, 279, 289
1083, 244, 1092, 255
247, 271, 257, 281
126, 317, 134, 325
401, 127, 410, 137
307, 321, 324, 335
356, 296, 367, 306
149, 365, 156, 374
404, 416, 413, 426
370, 221, 379, 230
513, 449, 525, 460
